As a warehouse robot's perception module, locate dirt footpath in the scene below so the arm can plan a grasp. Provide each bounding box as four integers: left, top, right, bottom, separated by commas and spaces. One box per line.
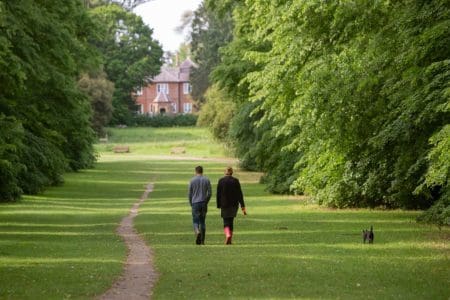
99, 183, 158, 300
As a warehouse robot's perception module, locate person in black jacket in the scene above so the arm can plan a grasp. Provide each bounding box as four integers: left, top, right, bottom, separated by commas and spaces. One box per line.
216, 167, 246, 245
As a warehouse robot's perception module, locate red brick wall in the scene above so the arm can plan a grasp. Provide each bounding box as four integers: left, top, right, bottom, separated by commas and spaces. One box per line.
135, 82, 195, 115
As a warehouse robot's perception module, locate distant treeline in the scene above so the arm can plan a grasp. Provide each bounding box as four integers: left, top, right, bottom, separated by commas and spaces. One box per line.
192, 1, 449, 226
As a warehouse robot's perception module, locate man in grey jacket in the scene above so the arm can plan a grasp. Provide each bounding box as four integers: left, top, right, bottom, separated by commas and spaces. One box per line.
189, 166, 212, 245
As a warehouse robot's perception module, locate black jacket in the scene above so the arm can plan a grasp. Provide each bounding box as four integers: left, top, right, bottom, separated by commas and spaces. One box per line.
216, 175, 245, 216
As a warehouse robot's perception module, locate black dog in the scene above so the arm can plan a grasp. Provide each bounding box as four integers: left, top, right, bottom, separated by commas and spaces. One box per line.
362, 226, 374, 244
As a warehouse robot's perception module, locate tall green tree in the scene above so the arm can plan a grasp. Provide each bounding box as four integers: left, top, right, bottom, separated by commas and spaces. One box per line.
197, 84, 235, 141
189, 2, 233, 105
210, 0, 449, 214
90, 4, 163, 124
0, 0, 99, 201
78, 70, 114, 137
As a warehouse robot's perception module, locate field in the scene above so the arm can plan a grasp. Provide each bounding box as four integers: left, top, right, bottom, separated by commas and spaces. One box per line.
0, 127, 449, 299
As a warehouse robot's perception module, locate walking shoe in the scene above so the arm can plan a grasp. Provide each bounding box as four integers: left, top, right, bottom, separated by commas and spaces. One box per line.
195, 232, 202, 245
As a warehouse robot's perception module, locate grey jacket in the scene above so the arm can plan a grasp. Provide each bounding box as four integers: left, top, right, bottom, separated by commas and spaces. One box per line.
188, 175, 212, 205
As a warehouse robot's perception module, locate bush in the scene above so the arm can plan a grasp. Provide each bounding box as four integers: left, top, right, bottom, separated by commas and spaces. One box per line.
197, 85, 235, 141
0, 115, 25, 201
131, 114, 198, 127
417, 196, 450, 229
18, 131, 67, 194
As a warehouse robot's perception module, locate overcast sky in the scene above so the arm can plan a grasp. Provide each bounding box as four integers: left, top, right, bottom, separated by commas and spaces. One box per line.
134, 0, 203, 53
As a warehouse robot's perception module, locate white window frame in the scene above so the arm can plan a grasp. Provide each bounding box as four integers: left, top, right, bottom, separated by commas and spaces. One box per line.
136, 87, 143, 96
157, 83, 169, 94
183, 83, 192, 94
138, 104, 144, 114
183, 102, 192, 113
172, 103, 177, 113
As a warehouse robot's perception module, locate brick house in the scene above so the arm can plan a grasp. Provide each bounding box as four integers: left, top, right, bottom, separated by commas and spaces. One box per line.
135, 58, 197, 115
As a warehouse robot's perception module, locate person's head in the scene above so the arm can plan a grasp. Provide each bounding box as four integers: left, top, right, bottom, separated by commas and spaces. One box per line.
195, 166, 203, 175
225, 166, 233, 176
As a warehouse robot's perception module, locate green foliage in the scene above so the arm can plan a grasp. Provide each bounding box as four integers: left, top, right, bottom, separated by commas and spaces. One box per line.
190, 2, 233, 104
0, 0, 98, 201
208, 0, 450, 214
164, 43, 191, 67
417, 196, 450, 228
78, 70, 115, 137
417, 124, 450, 227
89, 4, 163, 125
197, 84, 235, 141
0, 115, 24, 201
17, 131, 67, 195
131, 114, 198, 127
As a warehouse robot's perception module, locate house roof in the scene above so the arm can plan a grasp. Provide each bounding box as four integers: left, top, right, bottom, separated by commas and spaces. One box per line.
180, 57, 198, 69
151, 58, 197, 83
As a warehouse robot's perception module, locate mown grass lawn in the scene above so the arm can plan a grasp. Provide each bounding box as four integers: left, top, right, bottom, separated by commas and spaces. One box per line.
135, 159, 450, 300
0, 127, 449, 299
95, 126, 229, 158
0, 159, 155, 299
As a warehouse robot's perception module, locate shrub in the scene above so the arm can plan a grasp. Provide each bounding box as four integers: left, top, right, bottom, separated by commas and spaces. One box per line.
0, 115, 25, 201
197, 85, 235, 141
17, 131, 67, 194
131, 114, 198, 127
417, 196, 450, 229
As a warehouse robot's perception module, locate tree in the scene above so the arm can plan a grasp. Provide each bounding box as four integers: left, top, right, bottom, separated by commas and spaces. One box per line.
197, 84, 235, 141
164, 43, 192, 67
90, 4, 163, 124
84, 0, 153, 10
210, 0, 449, 212
78, 70, 114, 137
189, 2, 233, 105
0, 0, 99, 201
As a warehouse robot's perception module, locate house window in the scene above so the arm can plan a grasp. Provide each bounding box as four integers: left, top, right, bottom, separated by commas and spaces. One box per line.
157, 83, 169, 94
136, 87, 143, 96
172, 103, 177, 113
137, 104, 144, 114
183, 83, 192, 94
183, 103, 192, 113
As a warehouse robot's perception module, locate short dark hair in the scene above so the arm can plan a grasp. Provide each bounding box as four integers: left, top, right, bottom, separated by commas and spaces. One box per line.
195, 166, 203, 174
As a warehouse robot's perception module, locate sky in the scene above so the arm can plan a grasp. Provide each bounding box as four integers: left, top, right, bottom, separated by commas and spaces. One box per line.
134, 0, 203, 53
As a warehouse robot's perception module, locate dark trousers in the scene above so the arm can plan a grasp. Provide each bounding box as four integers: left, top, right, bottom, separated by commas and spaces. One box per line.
192, 201, 207, 232
223, 217, 234, 231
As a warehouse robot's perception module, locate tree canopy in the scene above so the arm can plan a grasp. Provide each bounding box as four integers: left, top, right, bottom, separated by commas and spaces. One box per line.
189, 2, 233, 105
90, 4, 163, 124
196, 0, 449, 223
0, 0, 99, 200
0, 0, 164, 201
